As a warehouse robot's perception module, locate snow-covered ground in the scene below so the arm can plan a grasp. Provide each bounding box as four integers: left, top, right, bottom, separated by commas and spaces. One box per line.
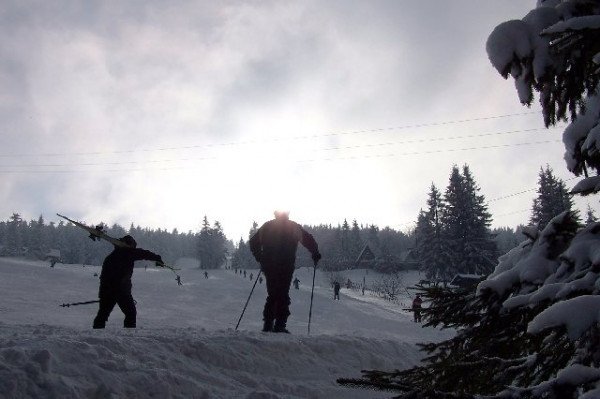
0, 257, 452, 398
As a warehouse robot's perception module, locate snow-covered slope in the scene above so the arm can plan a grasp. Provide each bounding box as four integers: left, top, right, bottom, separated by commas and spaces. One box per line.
0, 258, 451, 398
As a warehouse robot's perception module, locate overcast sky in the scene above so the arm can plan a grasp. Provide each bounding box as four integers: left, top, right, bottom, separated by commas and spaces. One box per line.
0, 1, 596, 241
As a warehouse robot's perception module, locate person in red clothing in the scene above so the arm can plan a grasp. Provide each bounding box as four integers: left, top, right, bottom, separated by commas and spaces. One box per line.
250, 211, 321, 333
93, 235, 163, 329
412, 294, 423, 323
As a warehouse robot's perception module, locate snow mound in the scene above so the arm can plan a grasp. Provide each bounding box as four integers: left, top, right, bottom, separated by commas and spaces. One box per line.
0, 324, 418, 399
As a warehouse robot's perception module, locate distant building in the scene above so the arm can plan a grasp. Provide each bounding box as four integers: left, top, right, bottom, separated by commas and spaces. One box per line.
355, 243, 419, 273
450, 274, 485, 289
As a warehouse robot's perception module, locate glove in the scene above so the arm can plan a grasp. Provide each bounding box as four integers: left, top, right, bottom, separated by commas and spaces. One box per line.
312, 252, 322, 266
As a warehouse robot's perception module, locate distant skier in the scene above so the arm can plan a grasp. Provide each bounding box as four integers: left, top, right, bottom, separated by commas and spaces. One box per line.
412, 294, 423, 323
243, 270, 247, 278
250, 273, 254, 281
259, 276, 263, 284
93, 235, 163, 329
250, 210, 321, 333
204, 271, 209, 279
333, 281, 340, 300
176, 275, 182, 286
293, 277, 300, 290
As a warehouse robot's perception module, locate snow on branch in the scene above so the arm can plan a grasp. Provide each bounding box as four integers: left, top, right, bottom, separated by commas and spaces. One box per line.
542, 15, 600, 35
527, 295, 600, 339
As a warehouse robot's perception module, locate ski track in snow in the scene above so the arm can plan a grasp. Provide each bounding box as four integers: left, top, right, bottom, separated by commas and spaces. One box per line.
0, 258, 452, 399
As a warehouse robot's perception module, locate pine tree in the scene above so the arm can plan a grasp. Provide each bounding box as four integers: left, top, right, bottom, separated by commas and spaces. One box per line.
441, 166, 495, 276
585, 204, 598, 224
340, 219, 350, 261
460, 165, 496, 275
7, 213, 24, 256
440, 166, 466, 278
231, 238, 257, 270
197, 216, 228, 269
349, 219, 362, 262
197, 216, 213, 269
415, 184, 450, 283
530, 166, 578, 230
210, 221, 228, 269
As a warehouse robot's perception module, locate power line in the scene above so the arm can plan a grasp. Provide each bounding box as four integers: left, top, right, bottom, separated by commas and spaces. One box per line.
0, 111, 542, 158
488, 176, 578, 202
318, 127, 558, 153
297, 140, 562, 163
0, 139, 563, 172
0, 126, 560, 168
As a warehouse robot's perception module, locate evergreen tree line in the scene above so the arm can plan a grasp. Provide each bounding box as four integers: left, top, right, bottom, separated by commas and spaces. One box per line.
414, 164, 588, 284
0, 213, 231, 269
232, 219, 414, 273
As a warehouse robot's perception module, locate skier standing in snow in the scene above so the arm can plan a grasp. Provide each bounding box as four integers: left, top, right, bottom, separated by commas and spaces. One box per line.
293, 277, 300, 290
412, 294, 423, 323
93, 235, 163, 329
333, 281, 340, 300
250, 210, 321, 333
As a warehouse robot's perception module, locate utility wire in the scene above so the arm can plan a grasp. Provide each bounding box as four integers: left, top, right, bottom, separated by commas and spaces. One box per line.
0, 126, 560, 168
318, 127, 558, 153
0, 139, 563, 172
0, 111, 542, 158
297, 140, 562, 163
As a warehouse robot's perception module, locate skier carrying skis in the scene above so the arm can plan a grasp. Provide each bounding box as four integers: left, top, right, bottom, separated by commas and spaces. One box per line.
250, 210, 321, 333
93, 235, 163, 329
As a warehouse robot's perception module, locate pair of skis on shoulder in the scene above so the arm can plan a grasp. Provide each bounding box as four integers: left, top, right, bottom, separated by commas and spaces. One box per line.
56, 213, 181, 279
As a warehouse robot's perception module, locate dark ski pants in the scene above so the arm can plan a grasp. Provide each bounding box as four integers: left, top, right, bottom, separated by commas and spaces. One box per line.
93, 292, 137, 328
262, 264, 294, 326
413, 309, 422, 323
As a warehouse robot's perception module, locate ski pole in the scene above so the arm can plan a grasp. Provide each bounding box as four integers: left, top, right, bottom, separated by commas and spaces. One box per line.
308, 264, 317, 335
156, 261, 183, 284
60, 300, 100, 308
235, 269, 262, 331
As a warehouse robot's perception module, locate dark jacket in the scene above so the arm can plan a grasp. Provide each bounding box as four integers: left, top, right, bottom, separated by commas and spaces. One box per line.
249, 218, 319, 269
99, 247, 161, 296
412, 297, 423, 309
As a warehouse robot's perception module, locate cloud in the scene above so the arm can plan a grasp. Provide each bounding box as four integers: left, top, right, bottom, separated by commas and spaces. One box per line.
0, 1, 593, 240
